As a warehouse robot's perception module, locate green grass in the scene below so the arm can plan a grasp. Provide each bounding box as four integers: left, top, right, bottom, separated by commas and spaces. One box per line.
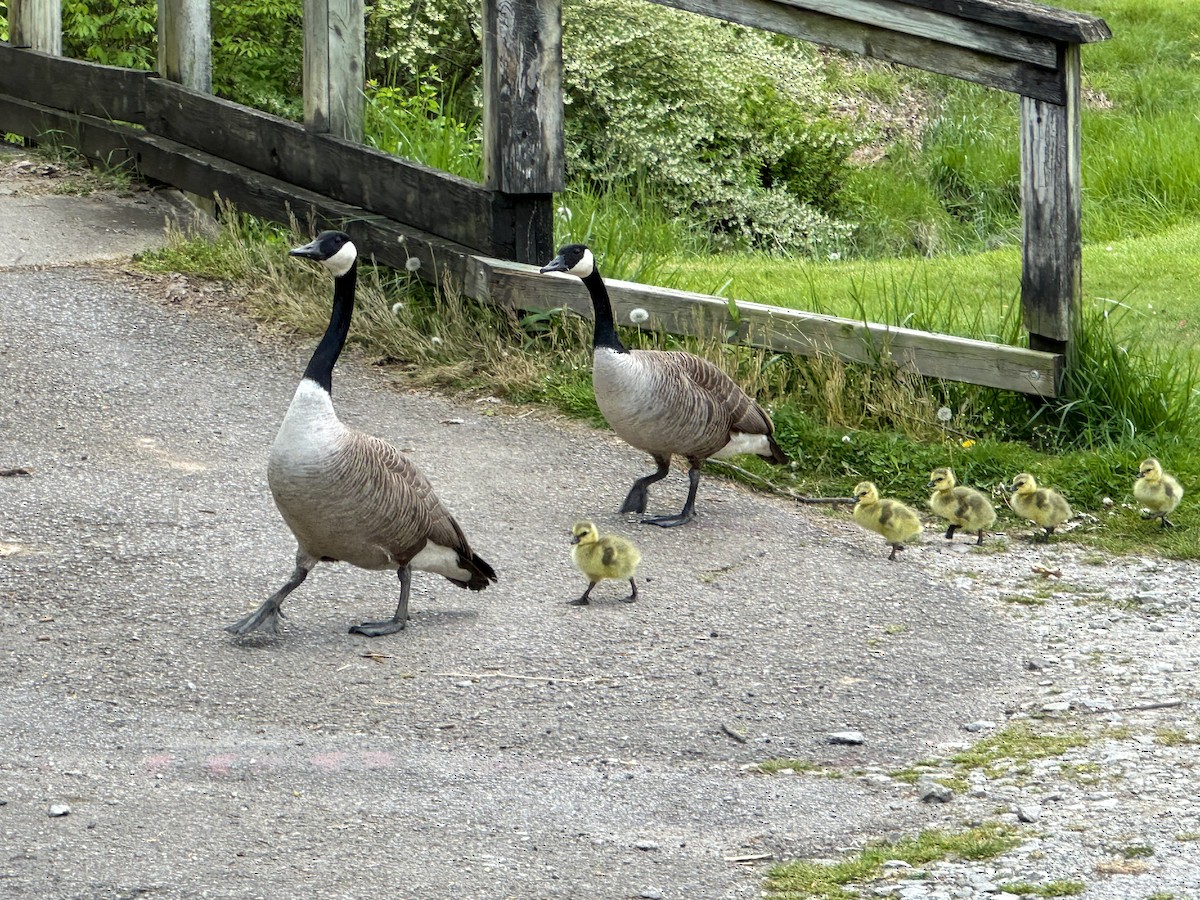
765, 824, 1022, 899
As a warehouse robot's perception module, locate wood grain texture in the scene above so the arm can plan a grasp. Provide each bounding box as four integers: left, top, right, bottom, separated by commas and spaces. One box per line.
303, 0, 365, 141
646, 0, 1065, 101
157, 0, 212, 92
482, 0, 565, 193
0, 44, 148, 121
1020, 44, 1081, 349
8, 0, 62, 55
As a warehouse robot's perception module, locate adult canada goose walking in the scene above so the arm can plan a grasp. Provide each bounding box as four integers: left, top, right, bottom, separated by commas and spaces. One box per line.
539, 244, 788, 527
226, 231, 496, 638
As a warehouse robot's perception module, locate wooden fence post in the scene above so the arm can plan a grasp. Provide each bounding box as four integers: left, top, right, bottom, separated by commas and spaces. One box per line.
1019, 43, 1082, 362
482, 0, 564, 264
9, 0, 62, 54
303, 0, 364, 141
157, 0, 212, 93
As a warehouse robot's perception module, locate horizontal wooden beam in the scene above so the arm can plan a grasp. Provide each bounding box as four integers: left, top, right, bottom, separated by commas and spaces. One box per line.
647, 0, 1066, 102
470, 257, 1062, 397
0, 43, 148, 121
0, 93, 477, 286
142, 79, 514, 257
898, 0, 1111, 44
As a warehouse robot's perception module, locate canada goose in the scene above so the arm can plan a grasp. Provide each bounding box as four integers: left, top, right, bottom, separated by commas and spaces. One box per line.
1134, 457, 1183, 528
852, 481, 923, 561
225, 231, 496, 638
927, 467, 996, 545
1005, 473, 1071, 542
540, 244, 788, 527
569, 520, 641, 605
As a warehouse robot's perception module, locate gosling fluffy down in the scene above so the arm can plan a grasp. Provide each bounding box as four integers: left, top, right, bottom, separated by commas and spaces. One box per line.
852, 481, 923, 561
1134, 457, 1183, 528
927, 467, 997, 545
1006, 473, 1071, 542
569, 521, 641, 605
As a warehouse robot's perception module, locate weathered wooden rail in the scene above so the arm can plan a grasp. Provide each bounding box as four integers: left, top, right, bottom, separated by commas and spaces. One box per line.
0, 0, 1110, 397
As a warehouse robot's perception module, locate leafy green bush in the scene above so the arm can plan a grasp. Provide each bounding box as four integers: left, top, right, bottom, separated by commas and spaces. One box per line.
63, 1, 156, 69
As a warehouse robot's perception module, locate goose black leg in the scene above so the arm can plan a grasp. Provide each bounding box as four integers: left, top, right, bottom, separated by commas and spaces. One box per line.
642, 464, 700, 528
888, 543, 904, 561
975, 530, 986, 545
1161, 515, 1175, 528
620, 578, 638, 603
350, 566, 411, 637
620, 456, 671, 515
570, 581, 597, 606
944, 524, 958, 540
226, 551, 317, 636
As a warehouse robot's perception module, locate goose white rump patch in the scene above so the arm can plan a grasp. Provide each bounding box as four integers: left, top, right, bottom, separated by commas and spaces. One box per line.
712, 431, 772, 459
410, 542, 470, 580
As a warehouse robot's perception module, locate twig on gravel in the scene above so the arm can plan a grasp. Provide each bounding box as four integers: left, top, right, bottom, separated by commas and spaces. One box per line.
1080, 698, 1186, 715
0, 466, 33, 477
1031, 565, 1063, 578
721, 723, 748, 744
433, 671, 595, 684
724, 852, 773, 863
708, 460, 855, 507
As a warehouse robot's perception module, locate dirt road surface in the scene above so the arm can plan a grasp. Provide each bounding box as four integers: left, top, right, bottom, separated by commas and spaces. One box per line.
0, 170, 1026, 898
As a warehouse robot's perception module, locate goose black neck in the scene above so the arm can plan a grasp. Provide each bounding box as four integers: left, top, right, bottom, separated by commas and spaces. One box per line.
303, 265, 357, 394
583, 269, 627, 353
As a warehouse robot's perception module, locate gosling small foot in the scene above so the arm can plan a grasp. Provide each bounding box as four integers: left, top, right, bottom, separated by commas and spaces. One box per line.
975, 531, 986, 545
349, 617, 406, 637
567, 595, 590, 606
619, 579, 638, 603
887, 543, 904, 561
944, 524, 958, 541
1161, 516, 1175, 528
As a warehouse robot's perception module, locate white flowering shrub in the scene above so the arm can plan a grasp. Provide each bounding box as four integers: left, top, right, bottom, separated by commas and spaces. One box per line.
365, 0, 857, 255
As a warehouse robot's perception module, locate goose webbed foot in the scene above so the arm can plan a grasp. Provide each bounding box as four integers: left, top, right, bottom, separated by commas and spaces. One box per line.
349, 618, 407, 637
887, 543, 904, 561
226, 559, 312, 636
350, 566, 411, 637
944, 524, 958, 540
619, 458, 671, 515
642, 465, 699, 528
1160, 516, 1175, 528
641, 510, 694, 528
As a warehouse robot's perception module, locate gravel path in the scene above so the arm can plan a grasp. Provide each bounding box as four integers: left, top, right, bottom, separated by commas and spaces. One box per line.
0, 166, 1196, 898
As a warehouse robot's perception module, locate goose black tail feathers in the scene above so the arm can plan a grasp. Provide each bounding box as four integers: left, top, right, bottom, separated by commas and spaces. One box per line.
451, 553, 498, 591
762, 437, 790, 466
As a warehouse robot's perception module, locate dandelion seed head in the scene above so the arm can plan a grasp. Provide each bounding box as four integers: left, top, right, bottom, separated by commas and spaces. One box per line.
841, 435, 851, 444
405, 257, 422, 272
391, 302, 405, 315
629, 308, 650, 324
397, 233, 407, 244
430, 335, 443, 346
936, 406, 953, 423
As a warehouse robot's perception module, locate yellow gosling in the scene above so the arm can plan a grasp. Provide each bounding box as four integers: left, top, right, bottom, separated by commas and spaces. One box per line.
1006, 473, 1071, 542
927, 467, 997, 545
852, 481, 923, 561
1134, 457, 1183, 528
569, 521, 641, 606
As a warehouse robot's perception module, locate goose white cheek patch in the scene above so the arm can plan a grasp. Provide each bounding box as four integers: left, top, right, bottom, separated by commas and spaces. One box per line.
323, 241, 358, 277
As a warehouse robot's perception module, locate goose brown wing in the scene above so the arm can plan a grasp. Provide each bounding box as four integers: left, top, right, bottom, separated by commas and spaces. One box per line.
357, 432, 495, 586
660, 351, 775, 436
343, 431, 441, 562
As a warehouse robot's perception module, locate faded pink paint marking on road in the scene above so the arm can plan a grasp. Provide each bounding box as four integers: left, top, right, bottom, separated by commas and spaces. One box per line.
204, 752, 238, 776
142, 753, 174, 775
360, 750, 394, 769
311, 751, 348, 773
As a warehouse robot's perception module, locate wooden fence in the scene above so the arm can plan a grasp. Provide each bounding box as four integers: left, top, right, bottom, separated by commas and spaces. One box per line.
0, 0, 1111, 398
